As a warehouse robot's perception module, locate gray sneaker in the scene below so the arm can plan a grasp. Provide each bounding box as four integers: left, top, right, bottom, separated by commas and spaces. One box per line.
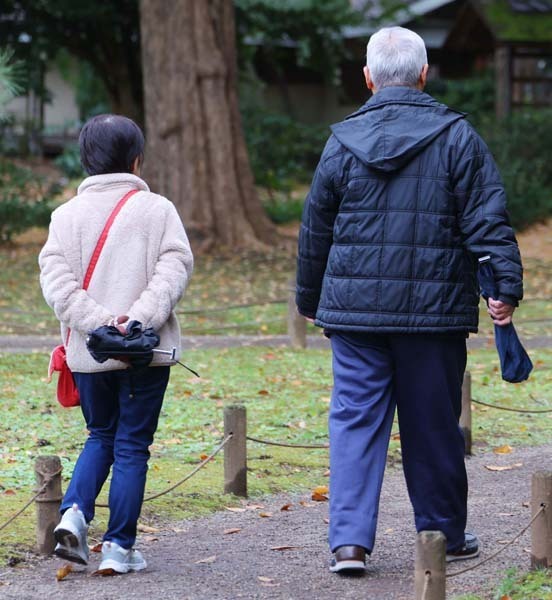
98, 541, 147, 574
54, 503, 89, 565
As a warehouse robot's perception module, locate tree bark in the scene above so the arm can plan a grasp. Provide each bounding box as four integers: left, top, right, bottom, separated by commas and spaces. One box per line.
140, 0, 278, 250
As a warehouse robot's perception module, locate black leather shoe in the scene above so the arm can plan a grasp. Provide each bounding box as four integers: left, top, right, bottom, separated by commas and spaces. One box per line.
329, 545, 366, 573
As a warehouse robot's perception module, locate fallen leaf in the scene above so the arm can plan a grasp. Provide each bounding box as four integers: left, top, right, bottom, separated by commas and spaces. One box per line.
258, 576, 273, 583
323, 518, 330, 524
90, 543, 103, 553
246, 503, 265, 510
299, 501, 314, 507
522, 501, 530, 508
3, 490, 15, 496
385, 528, 394, 534
223, 528, 241, 535
258, 390, 269, 396
195, 555, 217, 564
493, 445, 513, 454
312, 492, 328, 502
280, 503, 292, 511
143, 535, 159, 542
323, 469, 330, 477
484, 463, 523, 472
92, 568, 117, 577
225, 506, 246, 513
497, 513, 514, 517
270, 545, 301, 551
500, 596, 512, 600
137, 524, 159, 533
199, 453, 208, 461
391, 433, 401, 441
259, 512, 273, 518
56, 564, 73, 581
312, 485, 329, 495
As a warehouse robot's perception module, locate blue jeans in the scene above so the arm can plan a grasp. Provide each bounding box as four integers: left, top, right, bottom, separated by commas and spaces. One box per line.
328, 332, 468, 554
62, 367, 170, 549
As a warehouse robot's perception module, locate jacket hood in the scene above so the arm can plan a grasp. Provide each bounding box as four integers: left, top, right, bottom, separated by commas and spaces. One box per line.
330, 87, 465, 173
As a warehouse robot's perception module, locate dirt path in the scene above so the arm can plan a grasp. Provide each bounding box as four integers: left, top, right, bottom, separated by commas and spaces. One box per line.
1, 444, 550, 600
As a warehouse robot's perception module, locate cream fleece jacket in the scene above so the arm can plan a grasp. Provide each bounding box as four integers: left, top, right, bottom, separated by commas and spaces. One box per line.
39, 173, 194, 373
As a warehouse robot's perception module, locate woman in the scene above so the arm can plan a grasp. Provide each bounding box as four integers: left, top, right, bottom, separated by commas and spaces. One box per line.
39, 114, 193, 574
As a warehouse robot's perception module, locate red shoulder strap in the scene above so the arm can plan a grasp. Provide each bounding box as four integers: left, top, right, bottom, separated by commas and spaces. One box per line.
65, 189, 139, 346
83, 189, 139, 290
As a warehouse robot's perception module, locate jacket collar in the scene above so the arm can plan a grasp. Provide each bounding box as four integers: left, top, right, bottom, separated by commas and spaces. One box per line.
345, 86, 462, 120
78, 173, 150, 195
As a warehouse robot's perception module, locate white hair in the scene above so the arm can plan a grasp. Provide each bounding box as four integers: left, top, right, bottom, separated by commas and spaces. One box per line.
366, 27, 428, 90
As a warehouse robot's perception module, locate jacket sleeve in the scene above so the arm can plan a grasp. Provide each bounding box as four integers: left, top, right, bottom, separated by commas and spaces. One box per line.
39, 220, 113, 334
450, 124, 523, 305
296, 144, 340, 318
126, 202, 193, 330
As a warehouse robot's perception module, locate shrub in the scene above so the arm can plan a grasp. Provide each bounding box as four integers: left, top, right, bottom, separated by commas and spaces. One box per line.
0, 160, 55, 242
481, 110, 552, 230
241, 104, 327, 194
55, 143, 84, 178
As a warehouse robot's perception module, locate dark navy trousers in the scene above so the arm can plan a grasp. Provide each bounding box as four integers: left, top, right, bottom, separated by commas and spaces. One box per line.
328, 332, 468, 554
63, 366, 170, 549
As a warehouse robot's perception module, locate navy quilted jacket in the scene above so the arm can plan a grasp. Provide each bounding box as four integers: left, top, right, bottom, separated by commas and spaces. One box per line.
296, 86, 523, 334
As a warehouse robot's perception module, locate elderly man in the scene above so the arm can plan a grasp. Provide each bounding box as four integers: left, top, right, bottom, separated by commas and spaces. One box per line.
296, 26, 523, 573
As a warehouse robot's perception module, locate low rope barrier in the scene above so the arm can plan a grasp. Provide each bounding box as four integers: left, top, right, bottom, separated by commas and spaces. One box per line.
95, 434, 232, 508
446, 503, 546, 578
0, 467, 62, 533
246, 435, 328, 449
421, 570, 431, 600
472, 398, 552, 414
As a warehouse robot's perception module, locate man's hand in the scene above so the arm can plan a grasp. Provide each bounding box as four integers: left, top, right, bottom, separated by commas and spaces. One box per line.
487, 299, 515, 326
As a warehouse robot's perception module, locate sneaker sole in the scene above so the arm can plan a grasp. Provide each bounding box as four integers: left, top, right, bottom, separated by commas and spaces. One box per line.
329, 559, 366, 573
54, 528, 88, 565
446, 549, 480, 563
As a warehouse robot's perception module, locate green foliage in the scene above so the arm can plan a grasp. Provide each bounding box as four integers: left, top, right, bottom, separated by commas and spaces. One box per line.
54, 143, 84, 178
263, 194, 304, 224
235, 0, 359, 83
494, 567, 552, 600
481, 110, 552, 230
0, 49, 23, 122
241, 102, 327, 194
429, 71, 495, 126
0, 160, 55, 243
431, 75, 552, 230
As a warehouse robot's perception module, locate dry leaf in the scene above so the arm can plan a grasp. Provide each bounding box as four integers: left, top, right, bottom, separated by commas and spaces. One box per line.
522, 501, 530, 508
246, 503, 265, 510
199, 453, 208, 461
500, 596, 512, 600
299, 500, 313, 507
323, 518, 330, 524
137, 523, 159, 533
391, 433, 401, 441
280, 503, 292, 511
259, 512, 273, 518
223, 528, 241, 535
92, 568, 117, 577
258, 576, 273, 583
56, 564, 73, 581
143, 535, 159, 542
493, 444, 513, 454
225, 506, 246, 513
312, 492, 328, 502
195, 555, 217, 564
484, 463, 523, 472
90, 542, 103, 553
323, 469, 330, 477
270, 545, 300, 551
312, 485, 329, 495
258, 390, 269, 396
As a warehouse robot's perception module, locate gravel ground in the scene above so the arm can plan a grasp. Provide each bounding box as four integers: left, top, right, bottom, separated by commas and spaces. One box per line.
1, 444, 550, 600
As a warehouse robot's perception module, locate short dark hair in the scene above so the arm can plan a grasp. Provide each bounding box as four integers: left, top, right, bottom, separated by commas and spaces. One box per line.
79, 114, 145, 176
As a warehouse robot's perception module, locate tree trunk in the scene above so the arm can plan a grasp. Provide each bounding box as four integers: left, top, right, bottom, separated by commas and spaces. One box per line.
140, 0, 278, 251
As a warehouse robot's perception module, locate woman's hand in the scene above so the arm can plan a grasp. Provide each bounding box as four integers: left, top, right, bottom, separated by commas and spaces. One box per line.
108, 315, 129, 334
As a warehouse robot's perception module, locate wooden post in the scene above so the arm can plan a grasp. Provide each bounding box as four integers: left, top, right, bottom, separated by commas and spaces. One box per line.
495, 45, 512, 119
224, 405, 247, 497
415, 531, 446, 600
531, 470, 552, 568
460, 371, 472, 456
34, 455, 63, 555
288, 276, 307, 348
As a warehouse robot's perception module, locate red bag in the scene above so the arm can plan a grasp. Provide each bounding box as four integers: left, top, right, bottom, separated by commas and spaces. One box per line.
47, 189, 138, 408
48, 344, 80, 407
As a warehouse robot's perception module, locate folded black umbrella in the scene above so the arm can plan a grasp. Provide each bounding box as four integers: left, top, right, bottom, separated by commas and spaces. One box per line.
86, 320, 161, 369
478, 256, 533, 383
